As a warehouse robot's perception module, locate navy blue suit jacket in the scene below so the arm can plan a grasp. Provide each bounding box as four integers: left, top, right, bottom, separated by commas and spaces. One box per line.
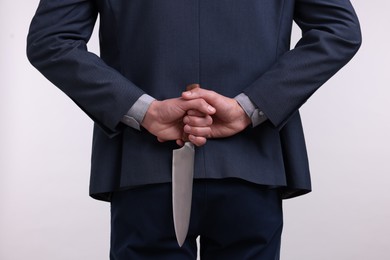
27, 0, 361, 201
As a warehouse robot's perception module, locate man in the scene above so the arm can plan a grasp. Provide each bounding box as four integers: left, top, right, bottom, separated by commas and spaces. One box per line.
27, 0, 361, 259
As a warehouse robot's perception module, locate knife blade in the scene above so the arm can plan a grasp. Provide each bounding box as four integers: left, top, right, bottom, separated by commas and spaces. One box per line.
172, 141, 195, 247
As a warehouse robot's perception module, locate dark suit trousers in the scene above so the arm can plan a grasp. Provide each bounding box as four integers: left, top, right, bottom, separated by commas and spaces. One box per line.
110, 179, 283, 260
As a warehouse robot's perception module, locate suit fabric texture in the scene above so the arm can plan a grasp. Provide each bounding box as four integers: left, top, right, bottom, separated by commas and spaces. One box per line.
27, 0, 361, 201
110, 180, 283, 259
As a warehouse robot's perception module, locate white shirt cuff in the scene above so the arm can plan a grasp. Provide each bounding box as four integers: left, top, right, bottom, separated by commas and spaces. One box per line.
235, 93, 267, 127
122, 94, 155, 130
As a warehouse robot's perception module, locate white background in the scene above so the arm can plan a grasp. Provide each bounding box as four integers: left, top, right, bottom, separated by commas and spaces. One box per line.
1, 0, 389, 259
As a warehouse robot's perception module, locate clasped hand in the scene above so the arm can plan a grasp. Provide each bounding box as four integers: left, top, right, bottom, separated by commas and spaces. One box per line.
141, 85, 251, 147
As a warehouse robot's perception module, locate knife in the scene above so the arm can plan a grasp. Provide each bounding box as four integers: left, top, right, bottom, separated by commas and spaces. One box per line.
172, 84, 199, 246
172, 141, 194, 247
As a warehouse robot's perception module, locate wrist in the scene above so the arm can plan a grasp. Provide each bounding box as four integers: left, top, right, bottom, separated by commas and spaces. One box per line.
141, 100, 159, 131
235, 101, 251, 129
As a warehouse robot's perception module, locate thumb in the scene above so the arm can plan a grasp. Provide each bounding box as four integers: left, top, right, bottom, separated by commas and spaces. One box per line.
179, 98, 216, 115
182, 87, 218, 105
182, 86, 205, 100
182, 84, 200, 100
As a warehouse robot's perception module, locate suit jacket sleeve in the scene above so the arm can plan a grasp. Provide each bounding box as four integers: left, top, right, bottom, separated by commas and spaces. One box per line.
27, 0, 145, 137
243, 0, 362, 130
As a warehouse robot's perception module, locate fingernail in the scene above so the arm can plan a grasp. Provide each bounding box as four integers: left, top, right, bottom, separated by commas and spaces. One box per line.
208, 106, 216, 113
184, 91, 192, 96
184, 125, 191, 132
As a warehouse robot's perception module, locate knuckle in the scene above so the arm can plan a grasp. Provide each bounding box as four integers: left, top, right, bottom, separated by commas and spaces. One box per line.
206, 116, 213, 125
199, 99, 207, 107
